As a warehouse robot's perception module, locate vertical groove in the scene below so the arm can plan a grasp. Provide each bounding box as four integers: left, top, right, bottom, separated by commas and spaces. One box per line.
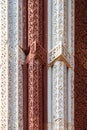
22, 64, 28, 130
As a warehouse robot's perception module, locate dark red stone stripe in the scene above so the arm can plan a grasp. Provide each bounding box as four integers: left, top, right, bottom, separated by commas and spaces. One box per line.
22, 64, 28, 130
75, 0, 87, 129
23, 0, 28, 50
43, 0, 48, 129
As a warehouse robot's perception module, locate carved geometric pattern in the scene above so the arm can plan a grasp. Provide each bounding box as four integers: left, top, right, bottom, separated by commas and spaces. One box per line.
48, 43, 72, 68
28, 0, 43, 47
0, 0, 47, 130
51, 0, 68, 48
48, 0, 74, 130
28, 59, 44, 130
52, 62, 68, 130
22, 0, 48, 130
30, 43, 47, 64
25, 42, 47, 65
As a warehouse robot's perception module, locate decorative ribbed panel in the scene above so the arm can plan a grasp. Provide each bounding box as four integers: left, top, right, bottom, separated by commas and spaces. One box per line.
48, 0, 74, 130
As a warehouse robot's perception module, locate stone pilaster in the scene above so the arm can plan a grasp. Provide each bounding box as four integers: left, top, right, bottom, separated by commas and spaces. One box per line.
48, 0, 74, 129
26, 43, 47, 130
22, 0, 48, 130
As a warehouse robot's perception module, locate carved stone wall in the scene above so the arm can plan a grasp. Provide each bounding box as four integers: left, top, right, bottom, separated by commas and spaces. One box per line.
0, 0, 47, 129
75, 0, 87, 129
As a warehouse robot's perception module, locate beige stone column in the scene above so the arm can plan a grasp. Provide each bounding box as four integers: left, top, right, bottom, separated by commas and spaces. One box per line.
48, 0, 74, 129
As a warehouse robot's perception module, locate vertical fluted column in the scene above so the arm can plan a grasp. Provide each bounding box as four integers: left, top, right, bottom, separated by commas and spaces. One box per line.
48, 0, 74, 129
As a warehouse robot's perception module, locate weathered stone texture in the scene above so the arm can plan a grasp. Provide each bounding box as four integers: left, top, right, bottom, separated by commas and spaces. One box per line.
75, 0, 87, 129
48, 0, 74, 129
0, 1, 8, 129
23, 0, 47, 130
